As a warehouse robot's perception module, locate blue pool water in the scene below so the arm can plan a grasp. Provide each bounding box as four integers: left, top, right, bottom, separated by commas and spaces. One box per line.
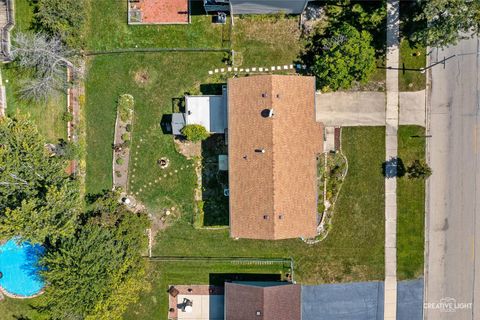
0, 239, 45, 297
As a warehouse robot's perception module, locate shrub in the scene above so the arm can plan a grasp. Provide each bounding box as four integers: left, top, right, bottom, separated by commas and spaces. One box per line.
181, 124, 210, 142
62, 111, 73, 122
125, 124, 132, 132
407, 160, 432, 179
121, 133, 130, 142
118, 94, 134, 122
115, 171, 122, 178
116, 158, 124, 165
122, 140, 131, 148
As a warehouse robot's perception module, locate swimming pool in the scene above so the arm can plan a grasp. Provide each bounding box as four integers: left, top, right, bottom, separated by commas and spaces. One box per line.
0, 238, 45, 297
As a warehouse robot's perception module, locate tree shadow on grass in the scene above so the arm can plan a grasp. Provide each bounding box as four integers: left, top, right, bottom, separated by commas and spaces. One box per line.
382, 157, 406, 178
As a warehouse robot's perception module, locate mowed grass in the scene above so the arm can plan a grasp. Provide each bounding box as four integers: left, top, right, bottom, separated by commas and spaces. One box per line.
1, 0, 67, 143
151, 127, 386, 284
397, 125, 425, 279
2, 66, 67, 143
14, 0, 35, 32
0, 296, 47, 320
231, 15, 303, 66
123, 260, 286, 320
84, 52, 224, 198
399, 39, 426, 91
85, 0, 227, 50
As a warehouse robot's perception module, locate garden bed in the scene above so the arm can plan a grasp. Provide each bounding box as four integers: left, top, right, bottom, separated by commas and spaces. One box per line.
113, 94, 134, 191
308, 149, 348, 244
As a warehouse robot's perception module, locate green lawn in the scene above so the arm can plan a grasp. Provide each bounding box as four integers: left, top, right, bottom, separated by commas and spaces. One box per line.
1, 0, 67, 143
397, 125, 425, 279
85, 0, 227, 51
231, 15, 303, 66
0, 295, 47, 320
123, 260, 287, 320
150, 127, 386, 284
399, 39, 426, 91
84, 52, 224, 197
14, 0, 35, 32
122, 127, 386, 320
3, 66, 67, 143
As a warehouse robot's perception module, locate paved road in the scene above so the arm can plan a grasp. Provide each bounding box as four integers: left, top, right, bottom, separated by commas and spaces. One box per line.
425, 36, 480, 319
315, 91, 425, 126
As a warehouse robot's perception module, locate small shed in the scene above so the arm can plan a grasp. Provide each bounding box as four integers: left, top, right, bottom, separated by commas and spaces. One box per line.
185, 86, 227, 133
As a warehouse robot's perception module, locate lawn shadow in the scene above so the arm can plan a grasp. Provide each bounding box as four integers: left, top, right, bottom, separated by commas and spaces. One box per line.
209, 273, 282, 286
200, 83, 225, 95
201, 134, 229, 226
382, 157, 406, 178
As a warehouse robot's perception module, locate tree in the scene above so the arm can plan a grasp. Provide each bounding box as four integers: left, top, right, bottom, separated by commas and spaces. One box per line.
407, 160, 432, 179
0, 117, 80, 243
412, 0, 480, 47
39, 192, 149, 320
35, 0, 86, 48
181, 124, 210, 142
11, 32, 76, 101
308, 23, 376, 91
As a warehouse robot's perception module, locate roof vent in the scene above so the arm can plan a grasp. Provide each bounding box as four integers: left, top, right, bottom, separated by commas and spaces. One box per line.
256, 310, 262, 316
263, 215, 269, 220
261, 93, 267, 98
255, 149, 265, 153
261, 109, 274, 118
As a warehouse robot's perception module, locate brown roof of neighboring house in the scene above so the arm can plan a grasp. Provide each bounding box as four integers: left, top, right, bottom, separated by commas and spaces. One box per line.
225, 282, 301, 320
227, 75, 323, 240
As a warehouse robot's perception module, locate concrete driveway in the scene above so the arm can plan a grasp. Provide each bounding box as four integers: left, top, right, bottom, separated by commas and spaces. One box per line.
301, 279, 423, 320
315, 91, 425, 127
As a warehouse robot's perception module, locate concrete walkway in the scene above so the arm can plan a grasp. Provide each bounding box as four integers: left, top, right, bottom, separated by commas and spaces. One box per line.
384, 0, 400, 319
315, 91, 425, 127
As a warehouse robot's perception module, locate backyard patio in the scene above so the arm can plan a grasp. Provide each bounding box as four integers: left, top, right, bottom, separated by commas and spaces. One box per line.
128, 0, 189, 24
167, 285, 224, 320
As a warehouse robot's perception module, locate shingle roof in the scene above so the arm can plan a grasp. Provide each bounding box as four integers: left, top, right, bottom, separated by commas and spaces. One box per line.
227, 75, 323, 240
229, 0, 309, 14
225, 282, 301, 320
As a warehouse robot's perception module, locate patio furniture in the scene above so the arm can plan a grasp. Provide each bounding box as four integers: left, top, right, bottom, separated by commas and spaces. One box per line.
168, 286, 179, 298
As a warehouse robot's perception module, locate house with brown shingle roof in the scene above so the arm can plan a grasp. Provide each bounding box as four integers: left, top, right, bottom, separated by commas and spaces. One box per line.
225, 282, 301, 320
228, 75, 323, 240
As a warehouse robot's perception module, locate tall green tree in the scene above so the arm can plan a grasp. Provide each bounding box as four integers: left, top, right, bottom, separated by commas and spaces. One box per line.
35, 0, 86, 48
40, 193, 149, 320
0, 117, 80, 243
412, 0, 480, 47
308, 23, 377, 91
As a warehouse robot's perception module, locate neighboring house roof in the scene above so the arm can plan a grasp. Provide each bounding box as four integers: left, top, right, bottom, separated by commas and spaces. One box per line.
227, 75, 323, 240
185, 86, 228, 133
229, 0, 309, 14
225, 282, 301, 320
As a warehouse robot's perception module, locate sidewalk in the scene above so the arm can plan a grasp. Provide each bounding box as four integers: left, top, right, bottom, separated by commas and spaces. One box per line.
384, 0, 400, 319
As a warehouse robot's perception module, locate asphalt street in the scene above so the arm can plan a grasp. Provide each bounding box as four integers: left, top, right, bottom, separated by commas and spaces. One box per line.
425, 36, 480, 319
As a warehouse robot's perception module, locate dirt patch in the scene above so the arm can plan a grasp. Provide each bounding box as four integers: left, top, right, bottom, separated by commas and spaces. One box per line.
173, 137, 201, 159
134, 69, 151, 86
